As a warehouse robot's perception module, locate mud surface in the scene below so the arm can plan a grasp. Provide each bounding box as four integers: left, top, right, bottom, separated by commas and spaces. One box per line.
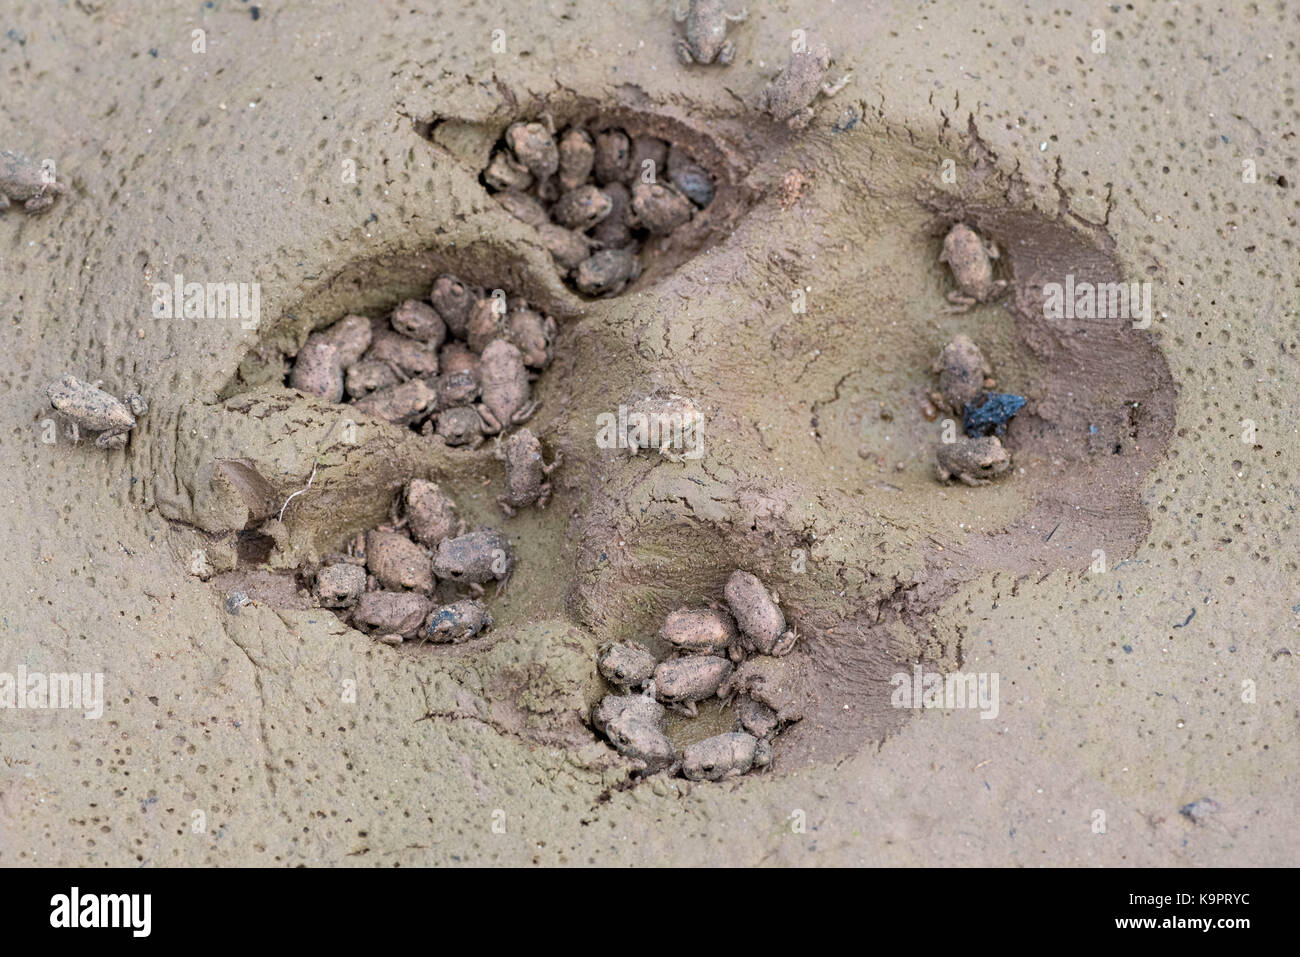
1, 1, 1296, 865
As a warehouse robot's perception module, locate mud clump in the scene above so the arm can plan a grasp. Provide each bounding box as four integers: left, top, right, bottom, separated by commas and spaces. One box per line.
483, 118, 718, 297
590, 569, 804, 780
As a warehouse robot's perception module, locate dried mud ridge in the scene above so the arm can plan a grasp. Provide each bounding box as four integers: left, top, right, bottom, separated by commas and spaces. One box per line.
171, 102, 1175, 784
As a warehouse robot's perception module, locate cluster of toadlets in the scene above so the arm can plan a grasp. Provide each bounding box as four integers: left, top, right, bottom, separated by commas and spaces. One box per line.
288, 276, 556, 447
310, 479, 511, 645
591, 569, 801, 781
929, 222, 1027, 487
484, 118, 719, 297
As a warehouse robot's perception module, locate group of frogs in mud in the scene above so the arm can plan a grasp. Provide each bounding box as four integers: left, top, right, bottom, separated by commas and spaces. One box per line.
673, 2, 852, 128
483, 16, 851, 297
592, 569, 802, 781
287, 275, 560, 451
22, 15, 1030, 792
930, 222, 1026, 487
484, 117, 719, 297
311, 478, 510, 645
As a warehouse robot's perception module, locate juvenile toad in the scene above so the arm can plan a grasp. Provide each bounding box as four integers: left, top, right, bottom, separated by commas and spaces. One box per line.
592, 692, 665, 736
1, 151, 65, 214
681, 731, 771, 781
724, 569, 797, 656
574, 248, 641, 297
315, 563, 366, 608
433, 529, 511, 589
495, 428, 561, 515
674, 0, 747, 66
403, 479, 459, 547
596, 641, 657, 691
436, 406, 486, 448
425, 599, 493, 643
352, 378, 438, 426
477, 340, 537, 434
506, 305, 557, 370
505, 121, 559, 180
653, 655, 733, 716
758, 43, 851, 130
935, 435, 1011, 486
351, 591, 432, 639
660, 606, 736, 657
930, 334, 995, 413
630, 182, 694, 235
940, 223, 1007, 311
557, 127, 595, 192
624, 392, 703, 460
366, 529, 434, 593
430, 275, 481, 339
596, 694, 678, 774
45, 375, 145, 449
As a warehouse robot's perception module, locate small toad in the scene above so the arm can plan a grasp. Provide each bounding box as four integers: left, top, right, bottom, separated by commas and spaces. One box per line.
552, 184, 613, 231
425, 599, 493, 644
1, 151, 65, 214
681, 731, 771, 781
45, 375, 145, 449
435, 405, 487, 449
351, 591, 433, 640
352, 378, 438, 427
624, 392, 704, 461
930, 334, 995, 413
592, 129, 632, 185
505, 120, 559, 180
653, 655, 733, 716
758, 43, 851, 130
934, 435, 1012, 487
574, 248, 641, 298
430, 275, 481, 340
724, 569, 797, 656
506, 305, 557, 370
630, 182, 694, 234
484, 150, 533, 192
557, 127, 595, 192
366, 529, 434, 593
674, 0, 747, 66
495, 427, 561, 515
940, 223, 1008, 311
315, 563, 366, 608
592, 693, 665, 737
660, 605, 737, 658
433, 529, 511, 592
596, 641, 657, 691
736, 696, 779, 739
403, 479, 459, 548
537, 223, 599, 273
476, 340, 537, 434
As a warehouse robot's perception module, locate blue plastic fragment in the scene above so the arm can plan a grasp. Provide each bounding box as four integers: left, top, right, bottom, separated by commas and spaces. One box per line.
963, 392, 1026, 437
